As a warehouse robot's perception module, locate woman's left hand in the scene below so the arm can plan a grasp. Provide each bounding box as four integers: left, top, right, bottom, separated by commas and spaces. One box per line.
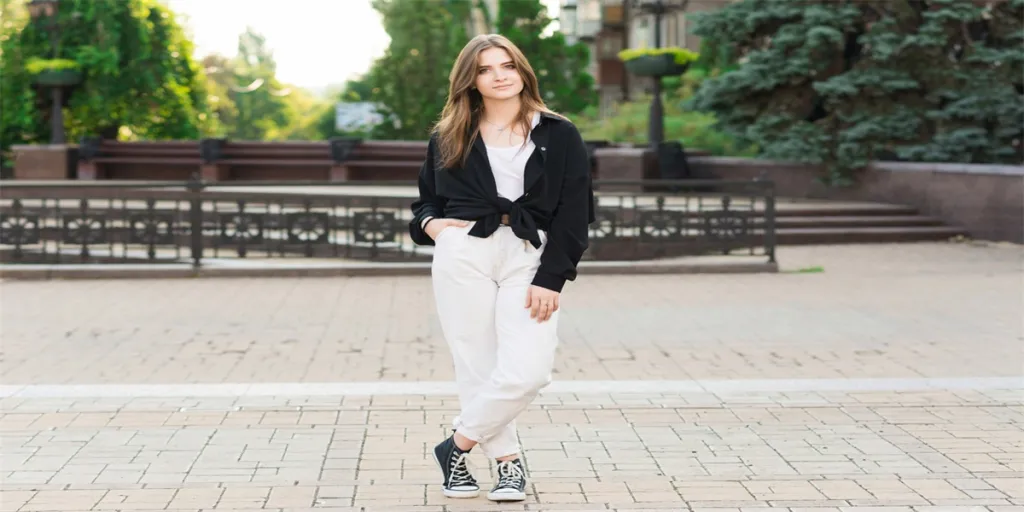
525, 285, 560, 322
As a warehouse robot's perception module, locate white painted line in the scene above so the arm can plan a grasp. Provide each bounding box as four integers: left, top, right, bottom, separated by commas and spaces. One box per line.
697, 377, 1024, 393
0, 377, 1020, 399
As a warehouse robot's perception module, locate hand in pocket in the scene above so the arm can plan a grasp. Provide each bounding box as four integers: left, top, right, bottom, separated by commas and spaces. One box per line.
426, 218, 469, 240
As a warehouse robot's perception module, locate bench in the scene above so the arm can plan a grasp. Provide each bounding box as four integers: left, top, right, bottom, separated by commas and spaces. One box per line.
72, 138, 429, 182
206, 139, 426, 182
78, 139, 201, 180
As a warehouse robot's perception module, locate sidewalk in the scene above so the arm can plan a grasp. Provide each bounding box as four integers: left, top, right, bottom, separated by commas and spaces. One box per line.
1, 242, 1020, 511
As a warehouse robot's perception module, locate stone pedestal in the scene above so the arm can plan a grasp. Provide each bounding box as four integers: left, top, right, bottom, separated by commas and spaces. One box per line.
201, 164, 228, 181
330, 165, 350, 181
592, 147, 649, 192
12, 144, 77, 180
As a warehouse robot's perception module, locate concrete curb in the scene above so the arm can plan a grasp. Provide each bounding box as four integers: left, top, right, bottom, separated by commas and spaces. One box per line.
0, 260, 777, 280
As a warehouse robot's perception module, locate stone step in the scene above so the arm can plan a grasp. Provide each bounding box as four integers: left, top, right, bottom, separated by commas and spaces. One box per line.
776, 225, 966, 245
776, 203, 920, 217
776, 215, 945, 228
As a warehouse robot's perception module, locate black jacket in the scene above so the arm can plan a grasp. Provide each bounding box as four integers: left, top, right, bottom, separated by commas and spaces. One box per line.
409, 111, 594, 292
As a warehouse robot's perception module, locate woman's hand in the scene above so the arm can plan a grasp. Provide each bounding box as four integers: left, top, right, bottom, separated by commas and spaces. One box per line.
526, 285, 559, 322
426, 218, 469, 240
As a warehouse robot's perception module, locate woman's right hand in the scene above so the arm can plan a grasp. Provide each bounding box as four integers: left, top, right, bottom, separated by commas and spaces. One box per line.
425, 218, 469, 240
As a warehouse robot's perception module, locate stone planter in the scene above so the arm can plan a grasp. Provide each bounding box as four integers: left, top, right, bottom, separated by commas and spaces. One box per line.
330, 137, 362, 163
623, 54, 690, 77
33, 69, 83, 87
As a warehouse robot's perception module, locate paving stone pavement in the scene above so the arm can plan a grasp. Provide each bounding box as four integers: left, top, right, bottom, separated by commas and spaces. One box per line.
1, 243, 1021, 384
0, 242, 1021, 511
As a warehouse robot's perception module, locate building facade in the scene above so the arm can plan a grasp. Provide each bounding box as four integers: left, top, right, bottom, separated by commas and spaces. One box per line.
560, 0, 732, 115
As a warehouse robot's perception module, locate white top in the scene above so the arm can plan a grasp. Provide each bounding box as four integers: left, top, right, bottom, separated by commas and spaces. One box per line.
485, 112, 541, 201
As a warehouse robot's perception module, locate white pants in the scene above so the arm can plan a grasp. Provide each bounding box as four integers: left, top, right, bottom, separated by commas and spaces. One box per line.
431, 221, 560, 459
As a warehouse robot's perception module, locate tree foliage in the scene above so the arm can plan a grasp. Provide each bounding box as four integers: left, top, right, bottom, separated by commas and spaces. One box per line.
366, 0, 473, 140
0, 0, 217, 153
311, 76, 376, 140
227, 28, 294, 140
688, 0, 1024, 184
199, 27, 325, 141
494, 0, 597, 115
198, 53, 239, 138
364, 0, 599, 140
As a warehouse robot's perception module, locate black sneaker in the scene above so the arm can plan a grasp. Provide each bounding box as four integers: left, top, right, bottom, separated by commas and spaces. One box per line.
431, 435, 479, 498
487, 458, 527, 501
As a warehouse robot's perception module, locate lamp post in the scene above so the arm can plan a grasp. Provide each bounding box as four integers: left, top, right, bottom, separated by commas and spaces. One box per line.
27, 0, 65, 144
633, 0, 688, 148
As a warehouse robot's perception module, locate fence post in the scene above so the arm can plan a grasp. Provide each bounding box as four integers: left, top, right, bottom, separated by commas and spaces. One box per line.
187, 172, 205, 267
764, 179, 777, 264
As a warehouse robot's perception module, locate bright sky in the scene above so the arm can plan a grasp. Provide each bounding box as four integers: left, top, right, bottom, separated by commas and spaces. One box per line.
164, 0, 561, 89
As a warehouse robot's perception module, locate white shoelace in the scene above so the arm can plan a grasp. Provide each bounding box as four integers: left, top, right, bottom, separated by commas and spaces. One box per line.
495, 460, 525, 488
448, 452, 474, 486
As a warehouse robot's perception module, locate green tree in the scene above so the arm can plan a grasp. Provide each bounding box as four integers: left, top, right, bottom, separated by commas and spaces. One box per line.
270, 85, 331, 141
494, 0, 597, 115
338, 76, 373, 103
0, 0, 217, 152
228, 27, 293, 140
0, 0, 27, 36
688, 0, 1024, 184
311, 76, 378, 140
199, 54, 239, 138
366, 0, 473, 139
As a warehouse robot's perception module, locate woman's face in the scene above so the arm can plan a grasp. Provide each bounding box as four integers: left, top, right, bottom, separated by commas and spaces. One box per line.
474, 47, 523, 101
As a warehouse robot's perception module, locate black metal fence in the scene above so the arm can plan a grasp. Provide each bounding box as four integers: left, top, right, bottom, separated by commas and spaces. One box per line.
0, 178, 776, 265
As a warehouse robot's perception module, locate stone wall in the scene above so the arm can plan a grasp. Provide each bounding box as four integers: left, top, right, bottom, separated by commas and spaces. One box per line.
593, 147, 1023, 244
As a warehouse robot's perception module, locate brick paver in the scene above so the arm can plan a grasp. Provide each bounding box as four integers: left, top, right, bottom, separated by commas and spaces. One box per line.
1, 242, 1020, 384
1, 390, 1020, 511
0, 241, 1021, 511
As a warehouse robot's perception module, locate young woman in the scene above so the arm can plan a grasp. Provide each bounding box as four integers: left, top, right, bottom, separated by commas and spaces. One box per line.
409, 34, 594, 501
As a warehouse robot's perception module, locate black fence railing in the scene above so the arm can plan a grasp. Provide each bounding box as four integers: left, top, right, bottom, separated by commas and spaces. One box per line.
0, 178, 776, 265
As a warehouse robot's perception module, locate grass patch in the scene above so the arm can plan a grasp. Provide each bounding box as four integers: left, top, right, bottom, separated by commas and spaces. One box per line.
783, 265, 825, 274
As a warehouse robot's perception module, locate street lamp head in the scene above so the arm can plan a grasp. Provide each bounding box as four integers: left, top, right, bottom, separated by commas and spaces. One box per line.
27, 0, 59, 19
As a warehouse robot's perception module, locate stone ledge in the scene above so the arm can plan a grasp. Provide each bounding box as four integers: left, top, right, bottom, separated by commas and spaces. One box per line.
0, 258, 776, 280
688, 155, 1024, 176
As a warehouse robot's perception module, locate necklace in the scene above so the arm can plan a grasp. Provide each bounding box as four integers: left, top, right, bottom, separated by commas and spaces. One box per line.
483, 118, 511, 134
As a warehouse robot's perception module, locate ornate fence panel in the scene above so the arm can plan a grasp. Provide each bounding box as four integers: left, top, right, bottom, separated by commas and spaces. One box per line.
0, 179, 775, 265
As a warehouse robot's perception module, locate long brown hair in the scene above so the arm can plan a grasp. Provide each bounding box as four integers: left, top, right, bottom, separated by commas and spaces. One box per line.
433, 33, 561, 169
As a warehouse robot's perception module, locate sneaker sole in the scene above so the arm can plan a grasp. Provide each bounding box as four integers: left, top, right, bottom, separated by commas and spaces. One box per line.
431, 449, 480, 498
487, 490, 527, 501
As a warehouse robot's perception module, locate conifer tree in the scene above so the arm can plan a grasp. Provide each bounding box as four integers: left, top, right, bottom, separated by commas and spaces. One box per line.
689, 0, 1023, 184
